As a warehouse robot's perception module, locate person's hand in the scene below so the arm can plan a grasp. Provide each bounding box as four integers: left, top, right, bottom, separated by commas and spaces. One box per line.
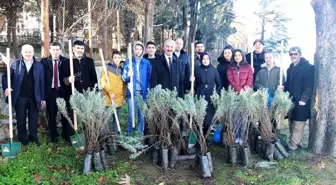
68, 76, 75, 83
299, 101, 306, 106
4, 88, 12, 97
128, 70, 133, 77
41, 101, 46, 107
123, 100, 126, 105
189, 76, 195, 82
110, 94, 115, 100
277, 85, 284, 91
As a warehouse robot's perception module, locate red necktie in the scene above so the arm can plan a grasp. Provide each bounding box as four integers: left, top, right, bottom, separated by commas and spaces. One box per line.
54, 60, 58, 89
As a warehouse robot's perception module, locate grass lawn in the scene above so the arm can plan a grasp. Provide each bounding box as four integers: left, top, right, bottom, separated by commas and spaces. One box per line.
0, 107, 335, 185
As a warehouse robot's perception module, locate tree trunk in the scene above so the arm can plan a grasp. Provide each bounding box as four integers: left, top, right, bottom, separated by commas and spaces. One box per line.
188, 0, 198, 53
182, 4, 189, 52
41, 0, 50, 57
144, 0, 154, 44
261, 19, 265, 41
102, 5, 108, 58
309, 0, 336, 157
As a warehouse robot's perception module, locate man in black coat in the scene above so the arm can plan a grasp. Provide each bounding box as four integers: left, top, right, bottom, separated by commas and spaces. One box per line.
41, 42, 71, 143
282, 46, 314, 153
175, 38, 191, 93
151, 39, 188, 98
246, 39, 265, 81
59, 40, 98, 140
60, 40, 98, 96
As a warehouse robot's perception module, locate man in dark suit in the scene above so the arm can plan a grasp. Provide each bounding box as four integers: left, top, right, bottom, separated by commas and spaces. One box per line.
151, 39, 189, 98
41, 42, 70, 143
2, 44, 45, 145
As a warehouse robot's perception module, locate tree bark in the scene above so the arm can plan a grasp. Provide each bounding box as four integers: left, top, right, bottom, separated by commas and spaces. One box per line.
309, 0, 336, 157
188, 0, 198, 53
145, 0, 154, 44
182, 4, 189, 51
41, 0, 50, 57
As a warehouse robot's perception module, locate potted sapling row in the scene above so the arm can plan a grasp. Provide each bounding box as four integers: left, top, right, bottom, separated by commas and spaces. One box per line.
142, 85, 179, 170
211, 88, 239, 165
270, 90, 293, 159
57, 87, 114, 174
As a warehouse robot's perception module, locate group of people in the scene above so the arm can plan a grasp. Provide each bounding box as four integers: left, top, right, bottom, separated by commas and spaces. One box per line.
1, 38, 314, 154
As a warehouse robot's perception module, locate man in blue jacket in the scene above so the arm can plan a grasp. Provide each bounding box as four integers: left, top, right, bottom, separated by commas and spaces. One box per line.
2, 44, 45, 145
122, 41, 151, 135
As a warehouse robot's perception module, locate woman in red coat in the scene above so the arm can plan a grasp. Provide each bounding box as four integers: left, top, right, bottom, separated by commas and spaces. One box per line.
227, 49, 254, 93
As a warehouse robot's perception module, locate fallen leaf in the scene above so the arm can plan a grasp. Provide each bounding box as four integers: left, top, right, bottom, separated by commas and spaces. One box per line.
118, 174, 130, 185
47, 148, 52, 152
98, 176, 104, 183
158, 182, 165, 185
317, 161, 326, 169
34, 173, 42, 182
56, 147, 61, 151
257, 175, 263, 178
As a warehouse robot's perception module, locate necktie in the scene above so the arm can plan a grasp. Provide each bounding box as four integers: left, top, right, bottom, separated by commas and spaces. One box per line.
54, 60, 58, 89
168, 57, 172, 70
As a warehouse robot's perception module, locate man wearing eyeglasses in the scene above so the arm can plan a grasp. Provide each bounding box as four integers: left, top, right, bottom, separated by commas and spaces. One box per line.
279, 46, 314, 154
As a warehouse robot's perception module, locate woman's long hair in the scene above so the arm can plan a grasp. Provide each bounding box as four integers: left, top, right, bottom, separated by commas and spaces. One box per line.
233, 49, 248, 65
218, 45, 234, 62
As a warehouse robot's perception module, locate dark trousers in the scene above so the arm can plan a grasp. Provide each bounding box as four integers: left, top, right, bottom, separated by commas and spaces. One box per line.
46, 89, 75, 142
63, 100, 75, 141
15, 97, 39, 145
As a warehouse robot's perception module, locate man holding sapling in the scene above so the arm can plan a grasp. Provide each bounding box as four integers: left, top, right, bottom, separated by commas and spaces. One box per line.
279, 46, 314, 154
122, 41, 151, 135
2, 44, 45, 145
60, 40, 98, 143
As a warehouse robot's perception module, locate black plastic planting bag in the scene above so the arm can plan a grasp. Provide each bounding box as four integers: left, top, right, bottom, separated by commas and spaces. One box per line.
161, 147, 169, 170
93, 152, 104, 171
83, 153, 92, 174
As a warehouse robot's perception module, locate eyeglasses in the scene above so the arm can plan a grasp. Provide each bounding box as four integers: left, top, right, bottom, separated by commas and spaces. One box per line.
289, 53, 299, 56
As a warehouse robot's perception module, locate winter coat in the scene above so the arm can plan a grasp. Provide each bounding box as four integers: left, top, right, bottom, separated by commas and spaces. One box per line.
151, 54, 188, 98
143, 53, 160, 66
227, 63, 254, 92
2, 57, 45, 109
217, 56, 231, 90
246, 51, 265, 80
254, 66, 284, 96
175, 50, 191, 92
100, 62, 126, 107
284, 57, 314, 121
122, 57, 151, 101
195, 63, 222, 127
195, 64, 222, 102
